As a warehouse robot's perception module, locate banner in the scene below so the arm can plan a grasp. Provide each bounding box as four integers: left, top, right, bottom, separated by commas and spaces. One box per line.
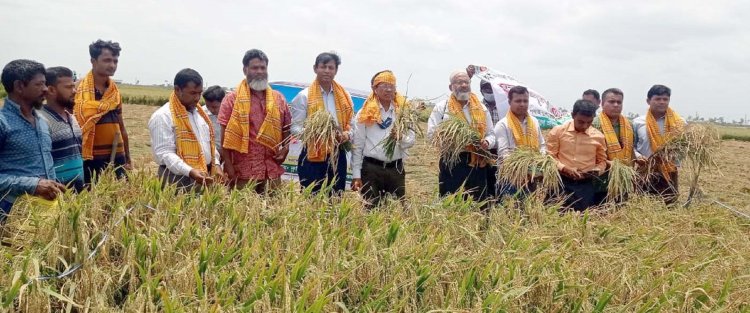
470, 65, 569, 129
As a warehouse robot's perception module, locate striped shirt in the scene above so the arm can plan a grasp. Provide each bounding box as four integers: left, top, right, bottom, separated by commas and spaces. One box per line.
38, 106, 84, 191
91, 88, 125, 163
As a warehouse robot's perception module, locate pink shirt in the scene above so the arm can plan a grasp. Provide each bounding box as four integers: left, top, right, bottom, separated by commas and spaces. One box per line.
218, 89, 291, 180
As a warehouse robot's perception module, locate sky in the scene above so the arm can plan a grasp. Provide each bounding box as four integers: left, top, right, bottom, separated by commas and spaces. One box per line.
1, 0, 748, 120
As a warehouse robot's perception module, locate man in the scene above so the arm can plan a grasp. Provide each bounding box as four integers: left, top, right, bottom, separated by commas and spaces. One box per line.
493, 86, 546, 197
74, 39, 131, 185
202, 85, 225, 154
219, 49, 292, 192
291, 52, 355, 195
632, 84, 686, 205
582, 89, 601, 108
39, 66, 85, 192
149, 69, 222, 190
427, 70, 495, 201
351, 70, 415, 207
1, 60, 66, 221
547, 100, 607, 211
591, 88, 635, 202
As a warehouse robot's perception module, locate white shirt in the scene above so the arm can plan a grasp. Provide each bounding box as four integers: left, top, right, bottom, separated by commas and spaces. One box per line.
148, 103, 219, 177
202, 105, 222, 152
290, 85, 356, 138
493, 115, 547, 161
426, 99, 496, 148
632, 114, 687, 158
351, 102, 416, 179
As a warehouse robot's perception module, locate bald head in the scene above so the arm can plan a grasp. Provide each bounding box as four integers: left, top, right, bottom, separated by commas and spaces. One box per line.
449, 70, 469, 84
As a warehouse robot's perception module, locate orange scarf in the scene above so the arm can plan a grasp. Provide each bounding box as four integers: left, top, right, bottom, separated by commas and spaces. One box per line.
358, 71, 404, 125
222, 80, 282, 153
506, 111, 540, 150
447, 93, 488, 167
647, 107, 684, 178
599, 112, 634, 163
74, 71, 121, 159
169, 92, 215, 173
305, 79, 353, 162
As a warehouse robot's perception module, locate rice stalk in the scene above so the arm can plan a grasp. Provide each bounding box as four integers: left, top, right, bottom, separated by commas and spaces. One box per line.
606, 159, 638, 202
500, 148, 562, 195
647, 123, 721, 207
431, 116, 481, 168
300, 110, 343, 167
379, 99, 425, 159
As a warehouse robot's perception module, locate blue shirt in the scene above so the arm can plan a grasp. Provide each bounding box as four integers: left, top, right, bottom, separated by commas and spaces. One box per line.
0, 98, 56, 206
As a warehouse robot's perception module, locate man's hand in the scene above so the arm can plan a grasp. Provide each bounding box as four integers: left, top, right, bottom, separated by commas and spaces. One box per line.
634, 157, 648, 166
336, 131, 350, 145
351, 178, 363, 191
223, 162, 236, 184
480, 139, 490, 150
466, 65, 476, 78
189, 169, 214, 186
213, 166, 226, 183
274, 146, 289, 164
34, 179, 66, 201
123, 161, 133, 171
561, 166, 583, 180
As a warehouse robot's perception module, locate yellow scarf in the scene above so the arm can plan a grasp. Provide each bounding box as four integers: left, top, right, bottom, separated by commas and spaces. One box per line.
305, 79, 354, 162
222, 79, 281, 153
506, 111, 540, 150
73, 71, 121, 159
646, 107, 684, 178
599, 112, 634, 163
447, 93, 488, 167
169, 92, 215, 173
358, 71, 404, 125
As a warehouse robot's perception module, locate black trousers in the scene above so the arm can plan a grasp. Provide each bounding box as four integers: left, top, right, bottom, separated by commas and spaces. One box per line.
360, 157, 405, 207
561, 176, 599, 211
83, 157, 127, 185
646, 171, 679, 205
438, 152, 490, 201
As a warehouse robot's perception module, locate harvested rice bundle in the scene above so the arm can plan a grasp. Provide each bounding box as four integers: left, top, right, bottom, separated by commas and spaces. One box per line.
606, 159, 638, 202
300, 110, 345, 165
499, 148, 561, 195
379, 99, 425, 159
647, 123, 721, 206
431, 116, 481, 168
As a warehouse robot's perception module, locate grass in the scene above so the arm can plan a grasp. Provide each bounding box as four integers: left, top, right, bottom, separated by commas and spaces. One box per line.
118, 84, 172, 107
717, 125, 750, 142
1, 102, 750, 311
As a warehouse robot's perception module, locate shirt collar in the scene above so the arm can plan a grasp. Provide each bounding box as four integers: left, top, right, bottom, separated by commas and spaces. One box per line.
565, 120, 595, 135
3, 98, 37, 118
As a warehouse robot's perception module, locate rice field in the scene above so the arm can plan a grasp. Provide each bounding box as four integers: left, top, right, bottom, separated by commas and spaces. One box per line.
1, 101, 750, 312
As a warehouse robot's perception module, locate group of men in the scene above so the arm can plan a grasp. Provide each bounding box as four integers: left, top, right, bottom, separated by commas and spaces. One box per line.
0, 39, 685, 221
431, 71, 685, 211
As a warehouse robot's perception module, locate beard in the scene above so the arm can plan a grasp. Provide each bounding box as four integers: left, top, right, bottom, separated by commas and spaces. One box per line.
32, 99, 44, 109
249, 78, 268, 91
59, 96, 75, 110
453, 91, 470, 101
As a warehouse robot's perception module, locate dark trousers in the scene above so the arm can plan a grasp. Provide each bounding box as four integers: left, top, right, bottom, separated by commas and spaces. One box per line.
486, 148, 498, 199
646, 171, 679, 205
438, 152, 490, 201
298, 148, 348, 195
0, 199, 12, 224
561, 176, 599, 211
83, 156, 127, 185
158, 165, 211, 192
360, 157, 406, 207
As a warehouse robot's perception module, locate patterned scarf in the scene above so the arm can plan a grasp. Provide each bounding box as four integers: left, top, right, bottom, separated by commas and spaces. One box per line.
305, 79, 354, 162
447, 93, 488, 167
646, 107, 684, 179
222, 79, 281, 153
506, 111, 540, 150
169, 92, 215, 173
358, 71, 403, 125
599, 112, 634, 163
73, 71, 121, 159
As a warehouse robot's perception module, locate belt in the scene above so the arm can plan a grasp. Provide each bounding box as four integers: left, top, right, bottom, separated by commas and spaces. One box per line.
364, 156, 402, 168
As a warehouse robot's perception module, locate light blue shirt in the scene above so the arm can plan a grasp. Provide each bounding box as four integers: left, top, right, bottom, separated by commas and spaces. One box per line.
0, 98, 56, 206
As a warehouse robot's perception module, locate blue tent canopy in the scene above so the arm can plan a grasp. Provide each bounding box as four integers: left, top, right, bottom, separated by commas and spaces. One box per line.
270, 81, 369, 112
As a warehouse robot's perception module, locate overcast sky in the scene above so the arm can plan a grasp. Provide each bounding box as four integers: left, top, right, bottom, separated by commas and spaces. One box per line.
1, 0, 748, 120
